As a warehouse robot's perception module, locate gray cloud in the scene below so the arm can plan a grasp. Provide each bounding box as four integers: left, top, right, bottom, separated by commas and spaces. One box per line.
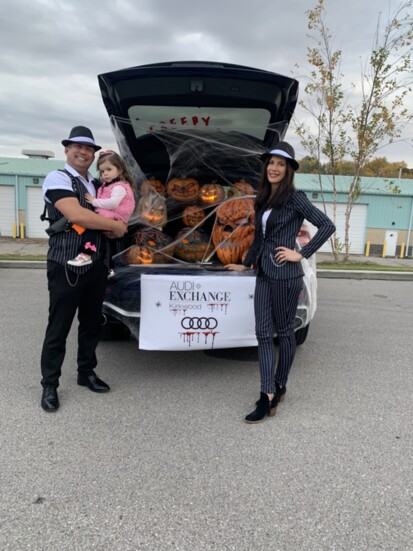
0, 0, 411, 165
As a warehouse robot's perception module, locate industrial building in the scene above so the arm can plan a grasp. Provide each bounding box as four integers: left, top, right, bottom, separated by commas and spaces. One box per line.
1, 153, 412, 257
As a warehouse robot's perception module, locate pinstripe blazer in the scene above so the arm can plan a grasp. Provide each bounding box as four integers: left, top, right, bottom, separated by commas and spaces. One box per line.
243, 190, 335, 280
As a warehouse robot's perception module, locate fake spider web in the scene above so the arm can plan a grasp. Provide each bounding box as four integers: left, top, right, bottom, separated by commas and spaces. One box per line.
108, 114, 288, 269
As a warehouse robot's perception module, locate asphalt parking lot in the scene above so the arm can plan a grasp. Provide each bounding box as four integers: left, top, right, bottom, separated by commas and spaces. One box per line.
0, 268, 412, 550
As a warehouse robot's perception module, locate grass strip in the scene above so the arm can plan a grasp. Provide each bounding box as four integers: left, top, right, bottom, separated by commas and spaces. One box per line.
317, 261, 413, 272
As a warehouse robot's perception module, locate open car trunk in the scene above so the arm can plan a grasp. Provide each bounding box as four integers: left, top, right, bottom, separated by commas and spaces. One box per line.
98, 60, 299, 180
97, 61, 300, 263
97, 61, 315, 350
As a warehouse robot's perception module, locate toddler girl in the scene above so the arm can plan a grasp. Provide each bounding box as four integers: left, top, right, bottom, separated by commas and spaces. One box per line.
68, 150, 136, 267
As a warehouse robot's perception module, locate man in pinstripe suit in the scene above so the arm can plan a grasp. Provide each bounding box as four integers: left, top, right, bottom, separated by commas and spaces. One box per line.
226, 142, 335, 424
40, 126, 127, 412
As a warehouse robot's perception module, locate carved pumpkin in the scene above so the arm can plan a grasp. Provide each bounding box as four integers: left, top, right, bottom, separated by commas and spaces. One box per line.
166, 177, 200, 202
212, 197, 255, 264
136, 191, 167, 228
227, 180, 255, 198
199, 182, 225, 205
134, 227, 175, 263
174, 228, 214, 263
182, 205, 206, 227
124, 245, 154, 265
141, 177, 164, 195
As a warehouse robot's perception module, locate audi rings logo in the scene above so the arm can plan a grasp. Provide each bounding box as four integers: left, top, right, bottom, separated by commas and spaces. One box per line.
181, 317, 218, 330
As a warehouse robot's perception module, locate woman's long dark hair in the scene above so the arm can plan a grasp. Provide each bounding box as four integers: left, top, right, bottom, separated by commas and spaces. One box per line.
254, 156, 296, 211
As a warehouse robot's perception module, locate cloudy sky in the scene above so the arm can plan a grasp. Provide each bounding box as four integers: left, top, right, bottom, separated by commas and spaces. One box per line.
1, 0, 412, 166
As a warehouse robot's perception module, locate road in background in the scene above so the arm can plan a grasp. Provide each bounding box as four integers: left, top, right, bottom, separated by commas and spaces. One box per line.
2, 236, 413, 270
0, 269, 412, 550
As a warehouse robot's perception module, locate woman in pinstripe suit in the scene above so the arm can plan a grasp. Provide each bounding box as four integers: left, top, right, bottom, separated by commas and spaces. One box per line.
226, 142, 335, 424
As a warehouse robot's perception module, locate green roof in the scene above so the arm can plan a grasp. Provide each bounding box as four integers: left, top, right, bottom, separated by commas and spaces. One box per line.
0, 156, 65, 176
296, 174, 413, 196
1, 156, 412, 196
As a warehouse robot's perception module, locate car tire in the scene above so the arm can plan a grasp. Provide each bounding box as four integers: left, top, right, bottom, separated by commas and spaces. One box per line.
100, 315, 131, 341
295, 323, 309, 346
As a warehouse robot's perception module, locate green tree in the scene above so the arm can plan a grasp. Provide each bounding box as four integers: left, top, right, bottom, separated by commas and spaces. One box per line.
295, 0, 413, 259
363, 157, 408, 178
297, 155, 325, 174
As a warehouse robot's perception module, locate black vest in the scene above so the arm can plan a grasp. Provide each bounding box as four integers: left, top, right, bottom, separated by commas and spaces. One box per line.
45, 172, 104, 274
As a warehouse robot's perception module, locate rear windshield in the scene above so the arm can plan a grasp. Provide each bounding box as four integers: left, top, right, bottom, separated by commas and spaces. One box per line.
128, 106, 272, 140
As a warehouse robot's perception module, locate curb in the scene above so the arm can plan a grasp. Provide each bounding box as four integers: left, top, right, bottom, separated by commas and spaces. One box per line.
0, 260, 46, 269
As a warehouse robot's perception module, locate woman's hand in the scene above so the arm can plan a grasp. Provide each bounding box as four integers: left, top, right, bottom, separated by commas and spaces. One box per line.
274, 247, 303, 263
225, 263, 247, 272
85, 192, 95, 205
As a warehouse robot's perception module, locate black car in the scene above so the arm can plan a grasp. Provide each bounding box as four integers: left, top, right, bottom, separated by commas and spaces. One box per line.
97, 61, 315, 349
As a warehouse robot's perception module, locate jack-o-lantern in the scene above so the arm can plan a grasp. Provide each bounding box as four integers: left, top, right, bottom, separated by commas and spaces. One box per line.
141, 177, 164, 195
212, 197, 255, 264
166, 177, 200, 202
136, 191, 167, 228
182, 205, 206, 227
174, 228, 214, 263
227, 180, 255, 198
124, 245, 154, 265
199, 182, 225, 205
134, 227, 175, 263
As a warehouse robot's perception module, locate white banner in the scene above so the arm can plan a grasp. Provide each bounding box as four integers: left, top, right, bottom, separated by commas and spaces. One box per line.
139, 274, 258, 350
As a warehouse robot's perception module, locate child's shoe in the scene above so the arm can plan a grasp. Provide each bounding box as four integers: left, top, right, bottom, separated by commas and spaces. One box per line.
67, 253, 92, 267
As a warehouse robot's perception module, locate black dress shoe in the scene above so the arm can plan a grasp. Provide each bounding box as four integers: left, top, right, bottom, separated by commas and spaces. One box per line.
77, 372, 110, 393
41, 385, 59, 411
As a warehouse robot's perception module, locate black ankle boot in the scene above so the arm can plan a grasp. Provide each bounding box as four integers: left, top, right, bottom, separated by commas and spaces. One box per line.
245, 392, 275, 424
255, 385, 286, 411
274, 385, 286, 405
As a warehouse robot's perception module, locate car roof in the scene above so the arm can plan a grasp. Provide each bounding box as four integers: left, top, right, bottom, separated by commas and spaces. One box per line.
98, 61, 299, 178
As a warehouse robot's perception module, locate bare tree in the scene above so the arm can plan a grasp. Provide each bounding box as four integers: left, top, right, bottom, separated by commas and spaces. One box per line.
296, 0, 413, 259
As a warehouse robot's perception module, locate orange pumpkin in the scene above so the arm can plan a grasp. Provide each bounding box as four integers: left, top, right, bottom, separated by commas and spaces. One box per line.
182, 205, 206, 227
124, 245, 154, 265
134, 227, 175, 263
136, 191, 167, 228
174, 228, 214, 263
198, 182, 225, 205
141, 177, 164, 195
212, 197, 255, 264
166, 177, 200, 202
227, 180, 255, 198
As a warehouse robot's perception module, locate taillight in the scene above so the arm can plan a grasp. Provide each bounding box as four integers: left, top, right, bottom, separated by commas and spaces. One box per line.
297, 225, 311, 248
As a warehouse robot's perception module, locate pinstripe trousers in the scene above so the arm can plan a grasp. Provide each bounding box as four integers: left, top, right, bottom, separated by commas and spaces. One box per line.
254, 274, 303, 393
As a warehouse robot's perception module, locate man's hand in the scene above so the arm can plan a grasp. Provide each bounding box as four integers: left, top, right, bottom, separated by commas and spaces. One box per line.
106, 220, 128, 239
